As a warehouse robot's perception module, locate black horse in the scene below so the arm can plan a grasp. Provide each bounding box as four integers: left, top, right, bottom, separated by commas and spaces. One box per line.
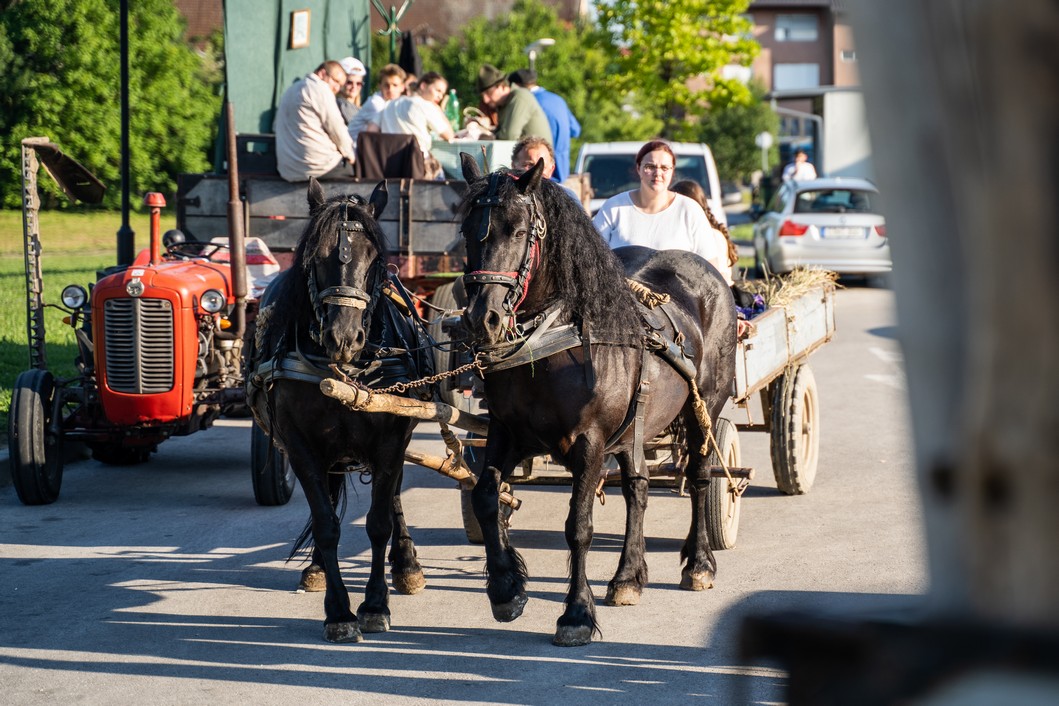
247, 178, 431, 643
456, 155, 737, 646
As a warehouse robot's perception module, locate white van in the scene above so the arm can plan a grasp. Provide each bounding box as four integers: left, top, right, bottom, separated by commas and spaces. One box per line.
574, 141, 727, 227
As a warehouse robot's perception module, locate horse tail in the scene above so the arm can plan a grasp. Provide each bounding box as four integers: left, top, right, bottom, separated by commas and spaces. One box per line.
287, 474, 349, 562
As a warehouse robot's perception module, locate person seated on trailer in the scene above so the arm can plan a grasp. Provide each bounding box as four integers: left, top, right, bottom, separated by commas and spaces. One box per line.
509, 135, 583, 206
347, 63, 408, 150
592, 140, 745, 337
475, 63, 552, 144
670, 179, 737, 286
377, 71, 455, 179
336, 56, 367, 124
591, 139, 726, 274
273, 60, 357, 181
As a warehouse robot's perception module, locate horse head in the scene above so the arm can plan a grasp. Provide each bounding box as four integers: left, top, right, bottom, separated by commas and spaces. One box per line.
302, 177, 388, 363
458, 153, 551, 345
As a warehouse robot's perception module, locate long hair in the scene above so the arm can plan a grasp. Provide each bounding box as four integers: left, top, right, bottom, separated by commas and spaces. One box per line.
459, 172, 641, 334
671, 179, 739, 267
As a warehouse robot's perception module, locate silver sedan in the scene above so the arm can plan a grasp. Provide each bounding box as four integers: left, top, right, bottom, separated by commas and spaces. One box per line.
752, 177, 890, 276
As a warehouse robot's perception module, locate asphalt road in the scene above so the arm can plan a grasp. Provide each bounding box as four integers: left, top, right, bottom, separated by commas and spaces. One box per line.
0, 283, 925, 705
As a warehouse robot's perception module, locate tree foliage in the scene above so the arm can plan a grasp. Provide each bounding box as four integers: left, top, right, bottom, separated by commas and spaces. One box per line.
592, 0, 759, 140
420, 0, 768, 179
697, 80, 780, 182
0, 0, 222, 209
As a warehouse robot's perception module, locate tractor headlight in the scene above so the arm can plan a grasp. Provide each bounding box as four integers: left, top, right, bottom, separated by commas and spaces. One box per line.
126, 279, 144, 297
61, 284, 88, 309
200, 289, 226, 313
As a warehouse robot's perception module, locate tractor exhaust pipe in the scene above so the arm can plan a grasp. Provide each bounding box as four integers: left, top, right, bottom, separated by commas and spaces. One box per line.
144, 192, 165, 265
224, 101, 247, 339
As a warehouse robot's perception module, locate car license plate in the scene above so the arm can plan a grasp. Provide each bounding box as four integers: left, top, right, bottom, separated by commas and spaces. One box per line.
823, 226, 866, 239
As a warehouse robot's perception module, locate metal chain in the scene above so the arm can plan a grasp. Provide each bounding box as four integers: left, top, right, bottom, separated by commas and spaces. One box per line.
330, 351, 487, 402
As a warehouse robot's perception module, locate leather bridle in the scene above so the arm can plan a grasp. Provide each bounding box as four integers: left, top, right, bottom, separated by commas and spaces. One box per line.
307, 197, 386, 347
462, 172, 548, 319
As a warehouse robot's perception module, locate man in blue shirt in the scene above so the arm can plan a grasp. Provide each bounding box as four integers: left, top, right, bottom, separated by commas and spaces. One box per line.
509, 69, 581, 182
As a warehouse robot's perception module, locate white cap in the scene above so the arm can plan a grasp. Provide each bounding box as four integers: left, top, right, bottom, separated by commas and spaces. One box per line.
339, 57, 366, 78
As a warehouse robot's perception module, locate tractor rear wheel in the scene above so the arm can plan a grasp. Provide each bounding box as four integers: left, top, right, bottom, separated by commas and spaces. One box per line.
9, 369, 64, 505
251, 420, 295, 506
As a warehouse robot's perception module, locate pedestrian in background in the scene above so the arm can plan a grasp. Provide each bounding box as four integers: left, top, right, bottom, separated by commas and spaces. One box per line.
336, 57, 367, 123
273, 60, 356, 181
475, 64, 551, 144
509, 69, 580, 182
782, 148, 818, 182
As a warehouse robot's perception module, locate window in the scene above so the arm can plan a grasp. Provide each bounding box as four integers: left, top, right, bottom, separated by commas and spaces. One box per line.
793, 189, 876, 214
775, 14, 818, 42
840, 50, 857, 62
773, 63, 820, 91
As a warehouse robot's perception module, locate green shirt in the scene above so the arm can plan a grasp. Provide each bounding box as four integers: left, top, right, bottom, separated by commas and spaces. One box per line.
496, 86, 552, 143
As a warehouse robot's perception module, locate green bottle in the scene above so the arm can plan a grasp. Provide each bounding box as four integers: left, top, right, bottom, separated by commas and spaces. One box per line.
445, 89, 461, 131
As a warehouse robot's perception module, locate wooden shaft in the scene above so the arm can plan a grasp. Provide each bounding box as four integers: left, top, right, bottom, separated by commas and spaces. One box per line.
319, 378, 489, 435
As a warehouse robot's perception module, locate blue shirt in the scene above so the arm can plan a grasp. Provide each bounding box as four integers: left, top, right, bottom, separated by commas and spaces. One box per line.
530, 86, 581, 182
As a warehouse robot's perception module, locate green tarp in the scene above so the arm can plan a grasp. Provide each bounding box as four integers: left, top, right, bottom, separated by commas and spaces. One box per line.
223, 0, 371, 134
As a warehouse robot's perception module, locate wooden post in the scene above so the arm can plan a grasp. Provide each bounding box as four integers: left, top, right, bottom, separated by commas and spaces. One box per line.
849, 0, 1059, 629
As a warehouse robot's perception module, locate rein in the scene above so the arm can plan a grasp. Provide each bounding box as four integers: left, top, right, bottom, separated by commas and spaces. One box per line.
462, 172, 548, 323
306, 197, 387, 347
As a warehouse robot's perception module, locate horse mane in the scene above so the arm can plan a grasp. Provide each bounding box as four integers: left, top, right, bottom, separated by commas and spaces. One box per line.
459, 172, 642, 334
260, 193, 388, 353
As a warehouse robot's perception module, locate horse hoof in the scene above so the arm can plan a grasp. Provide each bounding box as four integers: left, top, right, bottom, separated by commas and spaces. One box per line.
680, 570, 715, 591
490, 593, 528, 622
323, 621, 363, 643
605, 584, 642, 606
357, 611, 391, 633
553, 624, 593, 647
299, 567, 326, 593
392, 570, 426, 595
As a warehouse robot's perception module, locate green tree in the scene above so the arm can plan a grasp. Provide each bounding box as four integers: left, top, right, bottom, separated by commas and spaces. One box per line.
0, 0, 222, 210
592, 0, 759, 139
697, 80, 779, 182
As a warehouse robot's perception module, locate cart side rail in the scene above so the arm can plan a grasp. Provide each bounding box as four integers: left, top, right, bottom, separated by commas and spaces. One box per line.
733, 283, 836, 403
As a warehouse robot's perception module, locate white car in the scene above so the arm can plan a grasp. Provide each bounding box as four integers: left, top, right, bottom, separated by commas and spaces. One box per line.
574, 141, 727, 226
752, 177, 889, 276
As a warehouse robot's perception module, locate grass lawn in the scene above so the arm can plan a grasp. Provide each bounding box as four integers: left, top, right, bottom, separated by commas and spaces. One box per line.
0, 208, 178, 442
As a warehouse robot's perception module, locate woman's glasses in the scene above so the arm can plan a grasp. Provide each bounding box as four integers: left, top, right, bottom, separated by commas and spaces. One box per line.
641, 164, 673, 174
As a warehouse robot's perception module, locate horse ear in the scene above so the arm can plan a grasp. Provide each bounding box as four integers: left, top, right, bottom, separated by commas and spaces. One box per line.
516, 158, 545, 194
460, 152, 483, 181
366, 181, 388, 219
307, 177, 326, 211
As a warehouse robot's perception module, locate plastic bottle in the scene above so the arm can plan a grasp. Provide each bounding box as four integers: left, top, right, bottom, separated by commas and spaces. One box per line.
445, 89, 461, 131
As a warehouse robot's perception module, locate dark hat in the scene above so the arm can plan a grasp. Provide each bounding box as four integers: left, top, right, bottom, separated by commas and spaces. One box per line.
508, 68, 537, 86
476, 64, 507, 93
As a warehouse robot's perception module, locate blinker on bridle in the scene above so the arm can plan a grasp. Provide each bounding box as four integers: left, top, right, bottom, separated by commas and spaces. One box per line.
307, 196, 384, 346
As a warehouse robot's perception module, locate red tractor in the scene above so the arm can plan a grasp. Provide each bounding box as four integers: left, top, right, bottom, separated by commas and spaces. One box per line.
8, 137, 290, 506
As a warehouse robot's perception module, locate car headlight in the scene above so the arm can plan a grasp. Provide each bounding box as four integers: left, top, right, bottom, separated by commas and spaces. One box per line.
200, 289, 227, 313
61, 284, 88, 309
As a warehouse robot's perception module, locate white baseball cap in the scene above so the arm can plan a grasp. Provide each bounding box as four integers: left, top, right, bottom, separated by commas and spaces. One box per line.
339, 57, 366, 78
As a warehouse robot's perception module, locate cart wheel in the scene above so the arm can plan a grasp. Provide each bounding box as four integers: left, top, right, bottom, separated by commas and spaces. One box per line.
251, 420, 295, 506
9, 369, 64, 505
769, 363, 820, 495
428, 281, 466, 409
460, 432, 485, 544
706, 417, 742, 550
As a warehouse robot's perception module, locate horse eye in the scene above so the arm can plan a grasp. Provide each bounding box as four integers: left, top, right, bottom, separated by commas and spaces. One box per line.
514, 229, 527, 240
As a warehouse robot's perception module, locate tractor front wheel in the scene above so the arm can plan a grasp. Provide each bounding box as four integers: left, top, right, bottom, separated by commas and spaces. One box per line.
9, 369, 64, 505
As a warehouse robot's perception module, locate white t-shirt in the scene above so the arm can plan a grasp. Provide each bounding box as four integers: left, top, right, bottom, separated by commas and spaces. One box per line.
273, 73, 356, 181
378, 94, 451, 156
348, 92, 388, 149
782, 160, 817, 181
592, 191, 724, 276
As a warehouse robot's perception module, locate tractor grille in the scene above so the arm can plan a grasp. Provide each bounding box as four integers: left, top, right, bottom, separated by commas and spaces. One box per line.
103, 298, 174, 393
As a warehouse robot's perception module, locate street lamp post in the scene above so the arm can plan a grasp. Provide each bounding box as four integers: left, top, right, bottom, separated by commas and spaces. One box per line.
524, 37, 555, 72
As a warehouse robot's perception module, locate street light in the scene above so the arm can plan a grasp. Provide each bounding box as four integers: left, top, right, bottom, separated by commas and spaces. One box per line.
524, 37, 555, 72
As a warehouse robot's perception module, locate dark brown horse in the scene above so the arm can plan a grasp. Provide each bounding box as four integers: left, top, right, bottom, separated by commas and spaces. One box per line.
457, 155, 737, 646
247, 178, 431, 642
